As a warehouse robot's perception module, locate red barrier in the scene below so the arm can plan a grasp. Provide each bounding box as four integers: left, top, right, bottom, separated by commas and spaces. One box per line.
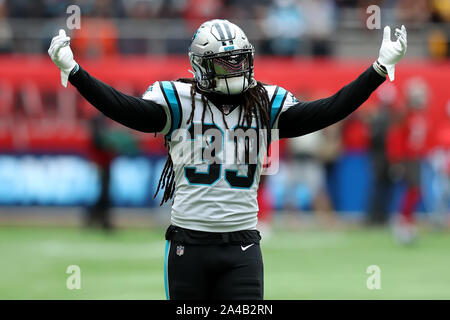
0, 55, 449, 153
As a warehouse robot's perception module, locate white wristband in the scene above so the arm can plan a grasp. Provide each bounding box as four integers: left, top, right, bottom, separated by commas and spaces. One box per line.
372, 60, 388, 78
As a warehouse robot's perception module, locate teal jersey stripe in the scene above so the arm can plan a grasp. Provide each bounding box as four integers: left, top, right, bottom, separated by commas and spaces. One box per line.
161, 81, 182, 138
270, 87, 287, 128
164, 240, 170, 300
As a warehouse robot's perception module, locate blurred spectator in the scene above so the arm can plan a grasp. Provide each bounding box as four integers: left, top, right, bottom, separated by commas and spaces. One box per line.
119, 0, 163, 54
261, 0, 306, 56
0, 0, 12, 53
302, 0, 337, 56
225, 0, 271, 20
6, 0, 45, 17
85, 114, 138, 230
285, 131, 335, 223
341, 113, 370, 152
430, 0, 450, 22
428, 28, 449, 60
395, 0, 431, 26
86, 114, 115, 231
319, 123, 342, 214
121, 0, 162, 18
367, 83, 398, 226
426, 100, 450, 227
0, 0, 448, 58
71, 0, 119, 58
428, 0, 450, 59
390, 77, 429, 244
42, 0, 70, 17
182, 0, 225, 31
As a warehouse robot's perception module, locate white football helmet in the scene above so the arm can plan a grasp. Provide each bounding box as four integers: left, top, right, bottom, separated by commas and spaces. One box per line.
189, 19, 256, 95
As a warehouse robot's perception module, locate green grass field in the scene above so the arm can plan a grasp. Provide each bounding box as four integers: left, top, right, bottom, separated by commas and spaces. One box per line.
1, 225, 450, 299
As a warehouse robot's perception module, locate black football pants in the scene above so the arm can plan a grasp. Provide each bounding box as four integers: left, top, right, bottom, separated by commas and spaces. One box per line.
164, 241, 264, 300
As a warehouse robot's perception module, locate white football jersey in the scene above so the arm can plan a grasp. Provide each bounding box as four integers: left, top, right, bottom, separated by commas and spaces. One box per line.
143, 81, 296, 232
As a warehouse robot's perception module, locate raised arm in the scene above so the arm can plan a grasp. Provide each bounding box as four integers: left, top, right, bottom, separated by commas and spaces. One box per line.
278, 25, 407, 139
279, 65, 385, 138
48, 29, 167, 133
68, 66, 166, 133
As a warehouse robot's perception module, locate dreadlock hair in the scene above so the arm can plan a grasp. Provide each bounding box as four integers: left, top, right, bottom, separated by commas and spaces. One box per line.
154, 78, 271, 205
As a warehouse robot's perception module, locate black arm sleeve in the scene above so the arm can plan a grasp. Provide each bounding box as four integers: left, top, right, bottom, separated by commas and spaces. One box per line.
69, 65, 167, 133
278, 65, 385, 139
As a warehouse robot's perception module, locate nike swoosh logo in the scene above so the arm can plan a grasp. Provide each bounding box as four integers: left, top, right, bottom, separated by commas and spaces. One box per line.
241, 244, 255, 251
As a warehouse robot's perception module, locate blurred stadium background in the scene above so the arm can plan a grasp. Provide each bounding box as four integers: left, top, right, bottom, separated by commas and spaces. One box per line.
0, 0, 449, 299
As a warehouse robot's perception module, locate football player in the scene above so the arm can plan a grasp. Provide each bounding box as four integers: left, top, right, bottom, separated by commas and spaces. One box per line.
49, 20, 407, 299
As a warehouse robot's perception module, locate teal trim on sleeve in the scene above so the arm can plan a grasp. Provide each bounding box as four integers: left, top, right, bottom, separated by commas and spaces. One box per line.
69, 63, 79, 76
270, 87, 287, 128
160, 81, 182, 139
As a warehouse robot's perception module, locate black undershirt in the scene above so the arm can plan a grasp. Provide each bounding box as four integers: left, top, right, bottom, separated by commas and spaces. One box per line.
69, 65, 385, 138
278, 65, 385, 138
69, 66, 166, 133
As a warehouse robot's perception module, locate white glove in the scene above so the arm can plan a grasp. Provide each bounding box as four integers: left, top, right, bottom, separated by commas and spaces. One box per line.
377, 25, 407, 82
48, 29, 77, 87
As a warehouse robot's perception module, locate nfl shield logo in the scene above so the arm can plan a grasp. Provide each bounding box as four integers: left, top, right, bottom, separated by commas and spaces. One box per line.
176, 245, 184, 256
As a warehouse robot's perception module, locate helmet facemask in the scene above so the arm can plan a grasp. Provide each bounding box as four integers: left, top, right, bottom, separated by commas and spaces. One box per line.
190, 49, 254, 95
189, 20, 256, 95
